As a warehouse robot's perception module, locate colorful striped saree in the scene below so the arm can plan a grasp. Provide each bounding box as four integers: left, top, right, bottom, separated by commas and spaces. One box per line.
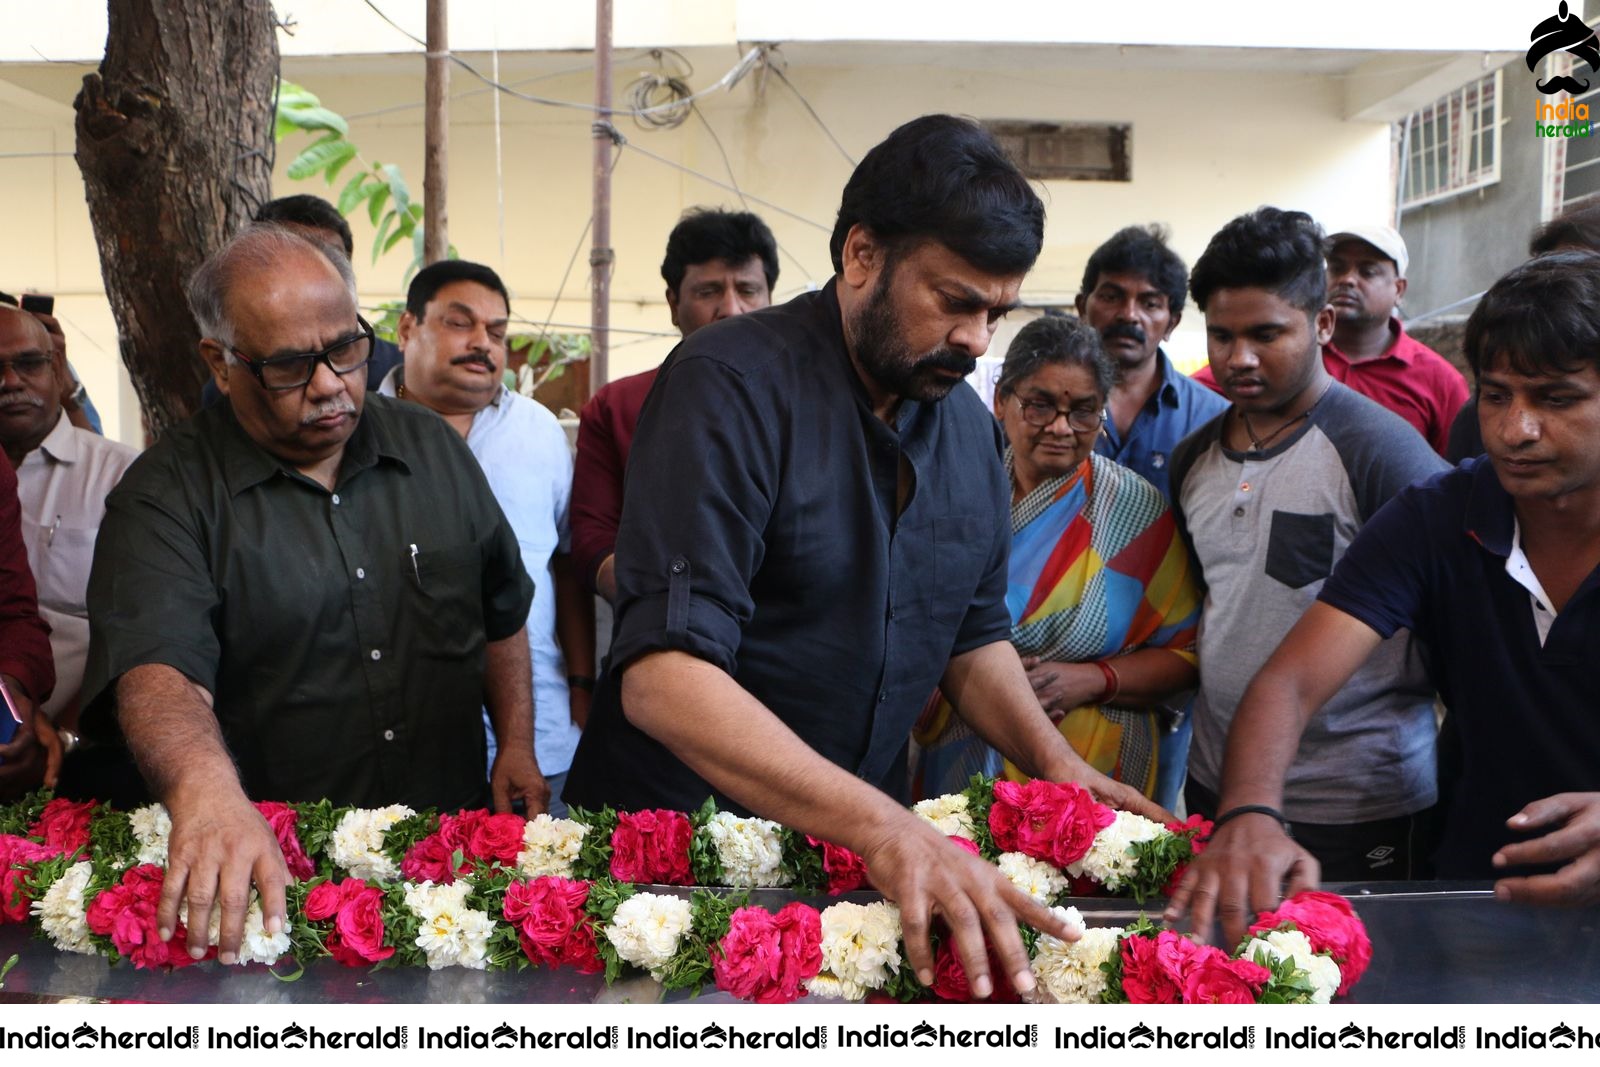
914, 451, 1200, 798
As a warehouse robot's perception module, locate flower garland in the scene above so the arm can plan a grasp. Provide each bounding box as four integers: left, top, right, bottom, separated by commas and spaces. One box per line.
0, 782, 1371, 1003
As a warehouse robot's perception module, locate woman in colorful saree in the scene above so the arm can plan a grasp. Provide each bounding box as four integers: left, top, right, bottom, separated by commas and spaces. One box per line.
916, 314, 1200, 799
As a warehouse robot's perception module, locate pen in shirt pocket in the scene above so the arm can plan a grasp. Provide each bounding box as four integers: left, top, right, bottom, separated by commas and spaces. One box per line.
47, 515, 61, 547
410, 542, 422, 587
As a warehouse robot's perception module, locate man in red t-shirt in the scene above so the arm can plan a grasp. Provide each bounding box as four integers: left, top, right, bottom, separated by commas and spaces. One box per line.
571, 209, 778, 602
1195, 224, 1467, 455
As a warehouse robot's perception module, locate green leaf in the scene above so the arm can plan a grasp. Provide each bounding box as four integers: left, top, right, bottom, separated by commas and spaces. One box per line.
276, 80, 322, 109
324, 144, 358, 187
287, 138, 356, 182
280, 105, 349, 138
336, 172, 373, 217
367, 179, 391, 226
382, 163, 411, 215
382, 222, 409, 256
373, 211, 398, 264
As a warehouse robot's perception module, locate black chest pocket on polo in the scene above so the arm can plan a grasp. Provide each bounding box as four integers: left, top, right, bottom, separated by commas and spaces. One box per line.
1265, 511, 1336, 589
400, 542, 485, 659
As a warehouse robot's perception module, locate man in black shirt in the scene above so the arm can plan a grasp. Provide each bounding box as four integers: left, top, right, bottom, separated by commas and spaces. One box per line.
567, 115, 1167, 999
80, 226, 539, 964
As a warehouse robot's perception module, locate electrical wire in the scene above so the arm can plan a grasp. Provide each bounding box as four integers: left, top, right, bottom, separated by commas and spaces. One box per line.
765, 56, 857, 167
691, 104, 819, 286
615, 134, 832, 233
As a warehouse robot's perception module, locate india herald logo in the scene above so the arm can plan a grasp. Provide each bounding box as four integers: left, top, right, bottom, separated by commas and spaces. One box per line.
1529, 2, 1600, 95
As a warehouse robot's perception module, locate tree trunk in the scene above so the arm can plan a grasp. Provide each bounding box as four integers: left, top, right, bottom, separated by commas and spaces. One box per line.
74, 0, 279, 442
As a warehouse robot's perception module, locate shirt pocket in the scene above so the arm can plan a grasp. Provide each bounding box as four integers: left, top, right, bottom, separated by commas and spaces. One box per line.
1265, 510, 1336, 590
931, 514, 994, 625
400, 542, 486, 660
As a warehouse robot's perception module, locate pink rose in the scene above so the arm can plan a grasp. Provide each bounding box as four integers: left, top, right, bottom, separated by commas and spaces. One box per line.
988, 780, 1114, 868
332, 884, 393, 966
467, 813, 527, 866
0, 834, 57, 923
1166, 813, 1214, 856
303, 880, 344, 921
1252, 890, 1371, 994
438, 810, 484, 851
503, 876, 602, 973
805, 835, 868, 895
401, 832, 464, 885
1182, 954, 1271, 1004
1120, 931, 1202, 1004
609, 809, 693, 885
254, 802, 315, 881
947, 834, 983, 857
28, 797, 95, 857
84, 865, 209, 969
713, 902, 823, 1004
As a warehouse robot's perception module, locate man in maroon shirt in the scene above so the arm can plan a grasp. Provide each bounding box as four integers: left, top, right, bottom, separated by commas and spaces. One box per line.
0, 446, 57, 796
571, 209, 778, 602
1195, 224, 1467, 455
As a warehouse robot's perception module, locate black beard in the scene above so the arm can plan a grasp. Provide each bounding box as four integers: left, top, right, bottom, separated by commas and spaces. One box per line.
849, 272, 976, 403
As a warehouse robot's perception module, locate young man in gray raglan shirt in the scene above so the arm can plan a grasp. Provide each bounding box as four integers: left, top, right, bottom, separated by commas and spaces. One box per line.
1169, 207, 1448, 881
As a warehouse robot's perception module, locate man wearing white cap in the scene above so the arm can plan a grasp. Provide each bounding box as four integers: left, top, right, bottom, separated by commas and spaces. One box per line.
1320, 226, 1467, 456
1196, 224, 1467, 455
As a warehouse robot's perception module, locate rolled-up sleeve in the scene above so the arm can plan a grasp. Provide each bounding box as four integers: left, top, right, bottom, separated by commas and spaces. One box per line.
0, 459, 53, 703
608, 356, 775, 675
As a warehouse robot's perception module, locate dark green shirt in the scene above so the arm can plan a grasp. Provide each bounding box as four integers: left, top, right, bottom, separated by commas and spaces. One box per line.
80, 394, 534, 811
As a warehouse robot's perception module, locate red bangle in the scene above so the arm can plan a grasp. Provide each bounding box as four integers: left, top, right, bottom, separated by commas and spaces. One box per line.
1093, 659, 1121, 704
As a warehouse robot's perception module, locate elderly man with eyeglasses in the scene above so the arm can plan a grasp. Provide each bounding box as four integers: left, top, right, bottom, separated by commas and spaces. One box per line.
71, 225, 538, 964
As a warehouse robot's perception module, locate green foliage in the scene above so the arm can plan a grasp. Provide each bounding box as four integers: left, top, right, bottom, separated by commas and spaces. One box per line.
1124, 828, 1198, 904
882, 955, 928, 1003
687, 797, 724, 886
779, 828, 825, 896
568, 805, 618, 882
0, 954, 16, 989
510, 332, 592, 393
1096, 915, 1160, 1005
583, 878, 635, 983
284, 878, 327, 964
381, 808, 439, 874
0, 790, 51, 837
86, 807, 135, 877
378, 882, 425, 969
656, 888, 745, 993
961, 774, 999, 859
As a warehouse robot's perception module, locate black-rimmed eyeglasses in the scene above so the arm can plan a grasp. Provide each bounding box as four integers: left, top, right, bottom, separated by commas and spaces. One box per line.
223, 317, 375, 391
1012, 395, 1105, 433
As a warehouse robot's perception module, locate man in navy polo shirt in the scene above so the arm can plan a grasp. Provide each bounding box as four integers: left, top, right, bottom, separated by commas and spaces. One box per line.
1169, 251, 1600, 943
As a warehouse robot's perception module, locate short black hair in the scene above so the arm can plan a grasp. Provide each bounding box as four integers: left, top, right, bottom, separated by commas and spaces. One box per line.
660, 209, 780, 294
1530, 199, 1600, 255
406, 260, 511, 319
829, 114, 1045, 276
1465, 250, 1600, 379
254, 195, 355, 259
996, 312, 1114, 400
1079, 224, 1188, 317
1189, 207, 1327, 316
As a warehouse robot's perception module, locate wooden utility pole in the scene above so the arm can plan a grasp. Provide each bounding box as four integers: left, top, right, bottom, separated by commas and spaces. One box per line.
589, 0, 614, 395
423, 0, 449, 265
74, 0, 277, 440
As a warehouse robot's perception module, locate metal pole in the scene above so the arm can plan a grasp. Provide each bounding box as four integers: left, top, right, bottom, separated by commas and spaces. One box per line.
589, 0, 614, 396
423, 0, 449, 265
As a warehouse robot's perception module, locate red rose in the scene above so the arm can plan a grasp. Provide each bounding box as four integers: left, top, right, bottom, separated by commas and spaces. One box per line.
988, 780, 1114, 868
28, 797, 95, 857
928, 936, 1018, 1003
467, 813, 526, 866
503, 876, 602, 973
947, 835, 982, 857
0, 834, 56, 923
804, 835, 868, 895
438, 810, 485, 851
254, 802, 315, 881
303, 880, 344, 921
713, 902, 822, 1004
332, 883, 394, 966
1182, 954, 1271, 1004
402, 831, 465, 885
1119, 931, 1200, 1004
1166, 813, 1213, 857
84, 865, 209, 969
609, 809, 693, 885
1253, 890, 1371, 994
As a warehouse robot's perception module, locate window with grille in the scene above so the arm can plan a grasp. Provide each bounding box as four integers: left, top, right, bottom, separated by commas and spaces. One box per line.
1398, 70, 1501, 209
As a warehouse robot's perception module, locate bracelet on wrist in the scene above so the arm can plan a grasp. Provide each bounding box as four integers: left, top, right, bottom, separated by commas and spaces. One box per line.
1207, 804, 1293, 840
566, 674, 596, 692
1092, 659, 1121, 704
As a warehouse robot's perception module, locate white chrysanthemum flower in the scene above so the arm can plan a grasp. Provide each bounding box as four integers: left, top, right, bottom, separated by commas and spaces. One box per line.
127, 804, 172, 867
179, 894, 293, 966
514, 814, 589, 878
1068, 810, 1164, 890
804, 972, 868, 1001
32, 861, 95, 956
329, 805, 415, 882
1032, 908, 1117, 1005
603, 892, 694, 979
912, 793, 975, 839
703, 811, 789, 888
997, 851, 1071, 904
405, 880, 492, 970
1243, 928, 1341, 1004
816, 900, 902, 991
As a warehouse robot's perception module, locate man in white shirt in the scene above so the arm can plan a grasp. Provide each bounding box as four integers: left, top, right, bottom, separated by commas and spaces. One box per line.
379, 260, 592, 815
0, 305, 136, 725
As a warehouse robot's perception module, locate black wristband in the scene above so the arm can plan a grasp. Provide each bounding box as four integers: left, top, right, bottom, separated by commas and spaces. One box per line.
566, 674, 596, 692
1207, 804, 1293, 840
